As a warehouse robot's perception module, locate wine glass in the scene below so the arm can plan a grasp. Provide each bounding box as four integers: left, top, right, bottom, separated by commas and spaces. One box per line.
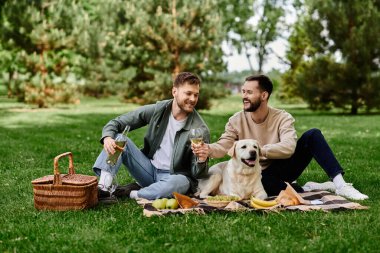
105, 174, 119, 198
189, 128, 204, 145
189, 128, 204, 161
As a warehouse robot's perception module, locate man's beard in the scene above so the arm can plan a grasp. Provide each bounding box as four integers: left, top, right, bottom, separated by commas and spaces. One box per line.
176, 98, 194, 114
243, 99, 261, 112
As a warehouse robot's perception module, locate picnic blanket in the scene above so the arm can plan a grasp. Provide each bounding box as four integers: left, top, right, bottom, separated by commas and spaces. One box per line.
136, 190, 368, 217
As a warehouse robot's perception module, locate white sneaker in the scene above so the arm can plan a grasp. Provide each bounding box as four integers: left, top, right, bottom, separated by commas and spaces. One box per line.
335, 183, 369, 200
302, 181, 336, 192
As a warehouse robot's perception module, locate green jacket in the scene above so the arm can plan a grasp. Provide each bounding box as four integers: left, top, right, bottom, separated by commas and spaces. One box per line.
101, 99, 210, 192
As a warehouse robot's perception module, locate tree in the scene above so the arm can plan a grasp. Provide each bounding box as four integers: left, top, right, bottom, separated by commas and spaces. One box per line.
218, 0, 255, 71
102, 0, 226, 106
0, 0, 87, 107
220, 0, 284, 73
251, 0, 284, 73
283, 0, 380, 114
0, 0, 228, 109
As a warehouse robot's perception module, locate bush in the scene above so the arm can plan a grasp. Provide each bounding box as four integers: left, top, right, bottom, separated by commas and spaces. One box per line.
21, 73, 80, 108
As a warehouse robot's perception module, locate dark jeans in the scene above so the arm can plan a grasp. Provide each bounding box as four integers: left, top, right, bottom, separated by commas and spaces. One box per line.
261, 128, 344, 196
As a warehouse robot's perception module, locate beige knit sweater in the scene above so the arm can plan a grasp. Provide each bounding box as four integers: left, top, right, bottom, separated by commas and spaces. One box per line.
209, 107, 297, 169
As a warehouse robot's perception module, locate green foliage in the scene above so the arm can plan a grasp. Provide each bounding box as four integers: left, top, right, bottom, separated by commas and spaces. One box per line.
0, 0, 228, 109
283, 0, 380, 114
252, 0, 284, 73
105, 0, 227, 106
220, 0, 284, 72
0, 96, 379, 252
0, 0, 86, 107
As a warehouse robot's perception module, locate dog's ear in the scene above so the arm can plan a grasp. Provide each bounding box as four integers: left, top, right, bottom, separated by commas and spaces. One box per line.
227, 141, 237, 158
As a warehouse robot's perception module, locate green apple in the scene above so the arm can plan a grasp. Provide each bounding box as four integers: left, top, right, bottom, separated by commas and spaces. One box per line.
166, 198, 179, 209
161, 198, 168, 207
152, 198, 168, 209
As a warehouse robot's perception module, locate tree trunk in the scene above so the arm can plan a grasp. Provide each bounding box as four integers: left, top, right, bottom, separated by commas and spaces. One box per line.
7, 70, 14, 98
171, 0, 180, 75
350, 88, 358, 115
258, 40, 266, 73
245, 52, 254, 73
243, 43, 254, 73
258, 52, 264, 74
350, 105, 358, 115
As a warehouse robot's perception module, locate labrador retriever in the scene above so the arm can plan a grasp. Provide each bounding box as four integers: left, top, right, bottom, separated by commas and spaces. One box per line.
197, 139, 267, 200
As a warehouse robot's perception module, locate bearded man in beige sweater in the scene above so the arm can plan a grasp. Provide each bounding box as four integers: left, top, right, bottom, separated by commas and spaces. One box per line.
193, 74, 368, 201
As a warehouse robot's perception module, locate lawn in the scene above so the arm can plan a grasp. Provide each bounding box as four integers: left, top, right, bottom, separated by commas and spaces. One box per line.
0, 95, 379, 253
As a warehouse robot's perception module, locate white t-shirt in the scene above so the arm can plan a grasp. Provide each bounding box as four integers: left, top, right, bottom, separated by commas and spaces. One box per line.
151, 113, 186, 170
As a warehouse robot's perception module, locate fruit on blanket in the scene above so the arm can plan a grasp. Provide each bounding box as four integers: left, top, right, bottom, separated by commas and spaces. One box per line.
173, 192, 199, 209
250, 197, 278, 207
166, 198, 179, 209
206, 195, 240, 201
250, 200, 269, 209
152, 198, 168, 209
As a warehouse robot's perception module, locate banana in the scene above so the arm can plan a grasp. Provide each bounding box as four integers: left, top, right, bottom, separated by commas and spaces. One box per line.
250, 197, 278, 207
250, 201, 267, 209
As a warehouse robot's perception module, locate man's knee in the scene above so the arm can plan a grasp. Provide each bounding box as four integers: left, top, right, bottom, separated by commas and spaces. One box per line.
167, 175, 190, 193
304, 128, 322, 138
299, 128, 325, 146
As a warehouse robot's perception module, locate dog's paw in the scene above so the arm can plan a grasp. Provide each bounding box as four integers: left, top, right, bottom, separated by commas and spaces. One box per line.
199, 193, 210, 199
255, 191, 268, 200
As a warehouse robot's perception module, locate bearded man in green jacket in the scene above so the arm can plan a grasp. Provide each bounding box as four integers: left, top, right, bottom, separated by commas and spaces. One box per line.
93, 72, 210, 202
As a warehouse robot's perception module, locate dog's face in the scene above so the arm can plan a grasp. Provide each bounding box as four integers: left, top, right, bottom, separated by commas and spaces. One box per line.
228, 139, 260, 167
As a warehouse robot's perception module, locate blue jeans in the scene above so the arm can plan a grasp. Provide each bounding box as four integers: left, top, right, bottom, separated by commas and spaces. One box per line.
93, 137, 190, 200
261, 128, 344, 196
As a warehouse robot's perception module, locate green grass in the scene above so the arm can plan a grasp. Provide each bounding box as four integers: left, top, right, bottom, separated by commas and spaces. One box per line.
1, 95, 379, 253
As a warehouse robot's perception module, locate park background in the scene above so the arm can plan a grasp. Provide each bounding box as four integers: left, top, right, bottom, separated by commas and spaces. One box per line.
1, 0, 379, 252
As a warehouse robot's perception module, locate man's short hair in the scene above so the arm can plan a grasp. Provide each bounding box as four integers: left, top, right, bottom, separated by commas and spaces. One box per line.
173, 72, 201, 87
245, 74, 273, 97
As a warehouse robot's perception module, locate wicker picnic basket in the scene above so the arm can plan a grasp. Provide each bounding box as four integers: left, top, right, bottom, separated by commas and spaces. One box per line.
31, 152, 98, 211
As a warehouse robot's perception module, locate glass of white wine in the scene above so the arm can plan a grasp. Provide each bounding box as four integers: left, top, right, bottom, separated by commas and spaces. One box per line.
189, 128, 204, 161
105, 173, 118, 198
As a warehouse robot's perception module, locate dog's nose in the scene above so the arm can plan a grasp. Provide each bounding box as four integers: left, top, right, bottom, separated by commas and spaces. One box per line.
249, 151, 257, 160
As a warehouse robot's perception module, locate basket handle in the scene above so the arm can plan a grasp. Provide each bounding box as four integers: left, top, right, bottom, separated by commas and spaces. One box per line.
53, 152, 75, 185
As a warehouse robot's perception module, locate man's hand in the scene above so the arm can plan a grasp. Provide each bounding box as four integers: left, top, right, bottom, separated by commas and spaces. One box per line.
103, 136, 117, 155
191, 142, 209, 163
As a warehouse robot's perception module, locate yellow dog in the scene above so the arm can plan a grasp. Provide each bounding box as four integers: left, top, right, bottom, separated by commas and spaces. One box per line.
197, 139, 267, 200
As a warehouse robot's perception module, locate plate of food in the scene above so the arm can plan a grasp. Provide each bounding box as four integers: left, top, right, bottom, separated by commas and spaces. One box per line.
204, 195, 241, 208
